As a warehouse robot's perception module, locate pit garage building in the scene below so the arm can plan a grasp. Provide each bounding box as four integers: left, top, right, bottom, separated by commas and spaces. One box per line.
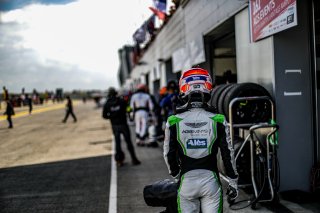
118, 0, 320, 193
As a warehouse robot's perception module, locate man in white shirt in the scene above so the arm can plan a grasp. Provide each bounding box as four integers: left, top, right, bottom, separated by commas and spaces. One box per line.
130, 84, 154, 146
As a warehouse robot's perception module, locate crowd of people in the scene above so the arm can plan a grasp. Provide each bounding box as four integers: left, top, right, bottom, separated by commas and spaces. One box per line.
103, 79, 181, 147
0, 86, 77, 128
102, 80, 181, 166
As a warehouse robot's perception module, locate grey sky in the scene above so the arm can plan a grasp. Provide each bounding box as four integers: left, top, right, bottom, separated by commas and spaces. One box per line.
0, 0, 152, 93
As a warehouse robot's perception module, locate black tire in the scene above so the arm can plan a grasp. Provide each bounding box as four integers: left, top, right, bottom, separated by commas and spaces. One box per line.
223, 83, 272, 123
210, 84, 230, 111
209, 85, 221, 108
217, 84, 236, 115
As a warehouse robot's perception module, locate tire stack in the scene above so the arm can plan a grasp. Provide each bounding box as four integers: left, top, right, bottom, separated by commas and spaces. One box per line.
210, 83, 272, 124
212, 83, 273, 184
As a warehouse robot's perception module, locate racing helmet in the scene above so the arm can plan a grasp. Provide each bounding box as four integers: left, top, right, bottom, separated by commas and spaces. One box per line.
136, 84, 147, 92
179, 68, 213, 102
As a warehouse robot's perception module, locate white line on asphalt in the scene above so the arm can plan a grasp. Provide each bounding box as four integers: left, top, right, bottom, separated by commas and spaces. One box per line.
108, 138, 117, 213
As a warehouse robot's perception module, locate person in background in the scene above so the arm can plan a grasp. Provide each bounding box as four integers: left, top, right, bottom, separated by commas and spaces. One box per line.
20, 88, 26, 106
159, 86, 168, 101
4, 99, 15, 128
103, 87, 141, 166
145, 88, 159, 147
130, 84, 154, 146
3, 86, 9, 101
25, 94, 33, 114
62, 96, 77, 123
1, 86, 9, 110
157, 86, 168, 139
82, 96, 87, 104
160, 80, 180, 121
119, 89, 133, 124
223, 69, 236, 84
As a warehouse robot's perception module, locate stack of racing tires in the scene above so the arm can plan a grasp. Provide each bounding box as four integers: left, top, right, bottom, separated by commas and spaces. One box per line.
211, 83, 273, 185
210, 83, 280, 210
209, 82, 272, 124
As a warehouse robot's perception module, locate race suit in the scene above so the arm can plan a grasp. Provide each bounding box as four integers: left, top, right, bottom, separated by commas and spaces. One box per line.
130, 92, 154, 141
163, 107, 238, 213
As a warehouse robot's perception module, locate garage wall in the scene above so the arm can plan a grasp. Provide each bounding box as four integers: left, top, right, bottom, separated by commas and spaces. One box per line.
273, 0, 314, 192
131, 0, 247, 87
235, 8, 275, 95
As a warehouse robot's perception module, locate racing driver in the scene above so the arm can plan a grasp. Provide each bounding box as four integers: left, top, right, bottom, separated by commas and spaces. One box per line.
163, 68, 238, 212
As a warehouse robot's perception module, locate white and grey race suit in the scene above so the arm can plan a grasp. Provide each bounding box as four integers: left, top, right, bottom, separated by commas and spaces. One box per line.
163, 107, 238, 213
130, 91, 154, 140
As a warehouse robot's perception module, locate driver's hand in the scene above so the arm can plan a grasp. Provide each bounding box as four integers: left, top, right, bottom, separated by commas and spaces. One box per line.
226, 185, 238, 200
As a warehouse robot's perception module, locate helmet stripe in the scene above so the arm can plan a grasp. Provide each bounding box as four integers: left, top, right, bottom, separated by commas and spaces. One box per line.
185, 75, 207, 83
181, 69, 209, 78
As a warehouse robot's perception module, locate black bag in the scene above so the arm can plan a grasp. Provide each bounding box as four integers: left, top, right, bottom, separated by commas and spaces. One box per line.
143, 179, 178, 207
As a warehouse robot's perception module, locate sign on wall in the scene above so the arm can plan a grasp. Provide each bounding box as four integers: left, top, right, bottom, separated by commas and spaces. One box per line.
249, 0, 297, 42
172, 37, 205, 72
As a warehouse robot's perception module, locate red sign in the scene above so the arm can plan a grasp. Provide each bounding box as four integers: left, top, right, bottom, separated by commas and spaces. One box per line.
249, 0, 297, 42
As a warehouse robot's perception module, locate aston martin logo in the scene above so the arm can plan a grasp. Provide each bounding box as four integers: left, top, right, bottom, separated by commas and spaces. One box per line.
184, 122, 208, 128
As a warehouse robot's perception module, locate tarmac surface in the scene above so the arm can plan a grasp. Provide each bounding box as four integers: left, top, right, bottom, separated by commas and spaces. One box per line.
0, 101, 112, 212
0, 100, 319, 213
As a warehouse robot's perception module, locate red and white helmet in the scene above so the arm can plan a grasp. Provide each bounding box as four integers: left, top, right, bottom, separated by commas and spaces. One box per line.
136, 84, 147, 92
179, 68, 213, 100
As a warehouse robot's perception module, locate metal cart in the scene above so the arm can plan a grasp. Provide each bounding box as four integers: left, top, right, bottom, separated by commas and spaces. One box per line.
221, 96, 279, 209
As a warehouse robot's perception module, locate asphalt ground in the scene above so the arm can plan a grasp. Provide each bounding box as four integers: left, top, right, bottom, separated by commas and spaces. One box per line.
0, 156, 110, 213
117, 125, 170, 213
0, 101, 112, 213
